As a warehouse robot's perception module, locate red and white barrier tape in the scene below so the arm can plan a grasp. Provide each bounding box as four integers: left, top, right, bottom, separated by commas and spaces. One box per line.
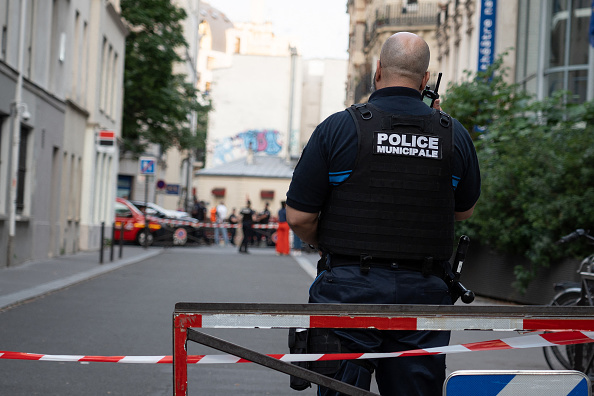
150, 221, 278, 229
193, 222, 278, 229
2, 331, 593, 364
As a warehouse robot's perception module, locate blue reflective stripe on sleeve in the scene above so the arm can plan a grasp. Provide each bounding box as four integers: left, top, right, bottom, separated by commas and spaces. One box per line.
329, 171, 351, 185
452, 175, 461, 190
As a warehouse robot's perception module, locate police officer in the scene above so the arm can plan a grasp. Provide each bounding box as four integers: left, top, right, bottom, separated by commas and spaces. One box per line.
286, 32, 480, 396
239, 201, 255, 254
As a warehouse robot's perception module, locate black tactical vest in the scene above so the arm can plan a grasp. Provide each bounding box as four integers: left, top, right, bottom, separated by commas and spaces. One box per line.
317, 103, 455, 261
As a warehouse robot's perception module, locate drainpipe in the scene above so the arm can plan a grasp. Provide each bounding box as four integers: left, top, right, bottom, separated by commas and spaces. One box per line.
6, 0, 28, 267
286, 46, 297, 162
185, 0, 200, 212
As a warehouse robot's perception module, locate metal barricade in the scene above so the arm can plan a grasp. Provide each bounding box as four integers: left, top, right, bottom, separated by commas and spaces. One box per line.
173, 302, 594, 396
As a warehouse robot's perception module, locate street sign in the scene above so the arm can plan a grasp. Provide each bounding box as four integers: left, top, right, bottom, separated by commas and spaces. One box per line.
156, 179, 166, 190
139, 157, 156, 175
444, 370, 590, 396
165, 184, 180, 195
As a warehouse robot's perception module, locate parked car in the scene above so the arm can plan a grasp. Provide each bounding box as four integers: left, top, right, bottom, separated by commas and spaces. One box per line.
128, 200, 203, 246
114, 197, 162, 246
129, 200, 192, 220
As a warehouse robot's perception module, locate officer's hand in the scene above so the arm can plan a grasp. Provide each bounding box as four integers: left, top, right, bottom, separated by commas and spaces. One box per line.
433, 98, 442, 111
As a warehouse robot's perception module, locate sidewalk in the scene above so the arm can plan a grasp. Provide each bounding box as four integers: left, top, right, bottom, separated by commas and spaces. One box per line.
0, 245, 162, 311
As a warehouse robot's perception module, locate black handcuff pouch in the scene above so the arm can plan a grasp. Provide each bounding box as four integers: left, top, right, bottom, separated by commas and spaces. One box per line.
288, 328, 343, 390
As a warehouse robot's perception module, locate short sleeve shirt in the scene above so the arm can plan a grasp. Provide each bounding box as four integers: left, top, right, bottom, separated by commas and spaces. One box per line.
286, 87, 481, 214
240, 208, 255, 224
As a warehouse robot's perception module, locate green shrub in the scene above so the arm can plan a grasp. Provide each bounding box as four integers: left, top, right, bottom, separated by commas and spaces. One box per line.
444, 55, 594, 293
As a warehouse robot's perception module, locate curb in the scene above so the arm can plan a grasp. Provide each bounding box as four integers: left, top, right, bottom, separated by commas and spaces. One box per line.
0, 249, 163, 311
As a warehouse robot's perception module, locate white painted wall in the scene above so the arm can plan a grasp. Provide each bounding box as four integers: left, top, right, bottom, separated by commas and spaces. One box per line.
299, 58, 347, 151
207, 54, 303, 166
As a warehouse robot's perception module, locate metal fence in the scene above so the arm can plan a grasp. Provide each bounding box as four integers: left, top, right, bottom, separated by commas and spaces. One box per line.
365, 2, 440, 47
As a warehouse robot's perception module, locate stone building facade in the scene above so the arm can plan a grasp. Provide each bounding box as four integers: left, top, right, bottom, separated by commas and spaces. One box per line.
346, 0, 442, 104
346, 0, 594, 104
0, 0, 126, 266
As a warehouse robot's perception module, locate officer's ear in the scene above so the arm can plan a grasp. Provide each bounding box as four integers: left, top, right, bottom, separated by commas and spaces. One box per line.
420, 71, 430, 91
375, 59, 382, 82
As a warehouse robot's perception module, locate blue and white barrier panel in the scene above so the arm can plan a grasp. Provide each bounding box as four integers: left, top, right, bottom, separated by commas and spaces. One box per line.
444, 370, 591, 396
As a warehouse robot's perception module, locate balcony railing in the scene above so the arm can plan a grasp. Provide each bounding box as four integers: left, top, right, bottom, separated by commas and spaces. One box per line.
365, 2, 440, 47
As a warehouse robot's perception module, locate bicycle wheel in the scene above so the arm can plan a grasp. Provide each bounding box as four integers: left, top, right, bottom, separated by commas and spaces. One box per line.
567, 341, 594, 379
542, 290, 582, 370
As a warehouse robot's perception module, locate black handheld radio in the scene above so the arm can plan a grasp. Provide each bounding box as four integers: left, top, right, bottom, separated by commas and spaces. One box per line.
448, 235, 475, 304
422, 72, 442, 108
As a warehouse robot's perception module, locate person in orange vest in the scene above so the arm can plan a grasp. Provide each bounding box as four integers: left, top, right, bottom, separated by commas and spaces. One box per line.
210, 206, 217, 223
275, 201, 290, 255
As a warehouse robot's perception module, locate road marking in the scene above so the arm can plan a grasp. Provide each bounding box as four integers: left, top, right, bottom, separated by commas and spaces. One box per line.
292, 254, 316, 279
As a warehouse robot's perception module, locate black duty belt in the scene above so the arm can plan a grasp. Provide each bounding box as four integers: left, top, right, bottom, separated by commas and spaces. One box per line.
329, 254, 446, 278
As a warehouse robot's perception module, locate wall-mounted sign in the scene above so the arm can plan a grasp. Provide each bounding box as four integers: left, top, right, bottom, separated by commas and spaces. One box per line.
477, 0, 497, 72
96, 130, 116, 153
260, 190, 275, 199
166, 184, 180, 195
212, 188, 226, 197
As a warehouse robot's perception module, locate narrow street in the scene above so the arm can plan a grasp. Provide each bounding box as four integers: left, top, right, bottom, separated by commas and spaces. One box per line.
0, 245, 548, 395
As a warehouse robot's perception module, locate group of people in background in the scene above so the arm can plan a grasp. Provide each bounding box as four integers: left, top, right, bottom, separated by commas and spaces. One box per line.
191, 197, 297, 255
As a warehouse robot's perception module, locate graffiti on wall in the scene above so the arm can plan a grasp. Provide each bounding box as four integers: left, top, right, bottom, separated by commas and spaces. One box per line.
211, 129, 282, 165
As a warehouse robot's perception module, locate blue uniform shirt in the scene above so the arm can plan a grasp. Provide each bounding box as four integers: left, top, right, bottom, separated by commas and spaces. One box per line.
278, 208, 287, 223
287, 86, 481, 214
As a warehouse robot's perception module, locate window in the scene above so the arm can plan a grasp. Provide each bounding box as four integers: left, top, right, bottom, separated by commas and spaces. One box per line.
117, 175, 133, 199
100, 37, 108, 113
114, 202, 132, 218
0, 116, 4, 214
0, 0, 6, 59
546, 0, 591, 102
81, 21, 88, 103
549, 0, 568, 69
24, 0, 35, 79
105, 46, 114, 118
1, 26, 6, 60
48, 0, 60, 90
517, 0, 592, 102
110, 53, 118, 117
72, 11, 80, 98
16, 127, 29, 214
516, 0, 543, 95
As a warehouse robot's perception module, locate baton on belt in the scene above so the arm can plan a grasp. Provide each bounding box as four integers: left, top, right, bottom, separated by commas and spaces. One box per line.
449, 235, 475, 304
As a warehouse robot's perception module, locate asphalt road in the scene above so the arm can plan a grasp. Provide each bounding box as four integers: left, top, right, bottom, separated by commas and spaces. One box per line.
0, 246, 549, 395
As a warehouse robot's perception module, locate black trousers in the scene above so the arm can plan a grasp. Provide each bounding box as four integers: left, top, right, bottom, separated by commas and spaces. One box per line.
309, 263, 452, 396
229, 227, 237, 245
240, 224, 253, 251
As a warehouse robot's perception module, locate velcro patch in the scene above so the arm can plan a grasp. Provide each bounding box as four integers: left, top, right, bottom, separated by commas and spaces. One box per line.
373, 131, 442, 159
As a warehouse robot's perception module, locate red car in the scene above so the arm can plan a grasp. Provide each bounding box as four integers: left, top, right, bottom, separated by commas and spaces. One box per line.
114, 197, 162, 246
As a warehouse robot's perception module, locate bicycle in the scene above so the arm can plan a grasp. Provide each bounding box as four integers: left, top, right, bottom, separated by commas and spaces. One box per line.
542, 229, 594, 380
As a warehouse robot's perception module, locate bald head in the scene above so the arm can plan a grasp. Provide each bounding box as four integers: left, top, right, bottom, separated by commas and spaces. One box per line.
375, 32, 430, 90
